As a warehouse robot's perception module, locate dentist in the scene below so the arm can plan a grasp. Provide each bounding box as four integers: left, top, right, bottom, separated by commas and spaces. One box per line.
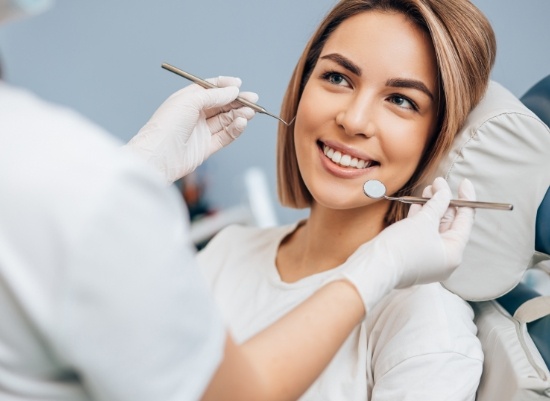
0, 1, 476, 400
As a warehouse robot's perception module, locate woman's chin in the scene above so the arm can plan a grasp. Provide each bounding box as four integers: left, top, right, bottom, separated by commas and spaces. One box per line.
310, 193, 375, 212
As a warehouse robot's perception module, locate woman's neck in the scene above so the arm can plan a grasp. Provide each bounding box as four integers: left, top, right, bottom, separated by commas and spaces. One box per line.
276, 201, 388, 283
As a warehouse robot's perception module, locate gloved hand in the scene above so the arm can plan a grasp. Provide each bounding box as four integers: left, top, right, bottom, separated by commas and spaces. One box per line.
333, 177, 476, 313
126, 76, 258, 183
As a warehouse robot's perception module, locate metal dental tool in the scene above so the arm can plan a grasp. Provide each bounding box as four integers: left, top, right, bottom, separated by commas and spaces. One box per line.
363, 179, 514, 210
161, 63, 295, 126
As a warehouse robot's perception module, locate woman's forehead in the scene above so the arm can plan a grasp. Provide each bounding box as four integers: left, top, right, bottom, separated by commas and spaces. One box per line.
319, 11, 437, 89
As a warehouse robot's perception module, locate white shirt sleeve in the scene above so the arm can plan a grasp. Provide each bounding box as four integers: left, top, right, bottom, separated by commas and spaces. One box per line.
0, 83, 225, 400
371, 352, 482, 400
367, 285, 483, 401
52, 159, 226, 401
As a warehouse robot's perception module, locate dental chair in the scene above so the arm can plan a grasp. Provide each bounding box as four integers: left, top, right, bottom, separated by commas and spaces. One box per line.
470, 75, 550, 401
473, 190, 550, 401
418, 74, 550, 400
496, 74, 550, 370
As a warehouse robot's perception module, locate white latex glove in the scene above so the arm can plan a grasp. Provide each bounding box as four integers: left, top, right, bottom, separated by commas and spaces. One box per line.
126, 76, 258, 183
334, 177, 476, 313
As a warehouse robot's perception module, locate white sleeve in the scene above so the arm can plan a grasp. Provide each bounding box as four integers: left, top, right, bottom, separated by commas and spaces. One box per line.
371, 352, 482, 401
367, 285, 483, 401
51, 159, 225, 401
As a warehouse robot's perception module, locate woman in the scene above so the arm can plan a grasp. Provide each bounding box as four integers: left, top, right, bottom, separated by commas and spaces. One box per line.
198, 0, 495, 399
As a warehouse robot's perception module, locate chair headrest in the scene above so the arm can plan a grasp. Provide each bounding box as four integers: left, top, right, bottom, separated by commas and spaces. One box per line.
421, 81, 550, 301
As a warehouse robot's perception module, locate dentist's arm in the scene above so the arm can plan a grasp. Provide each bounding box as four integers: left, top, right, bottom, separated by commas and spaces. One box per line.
125, 77, 257, 183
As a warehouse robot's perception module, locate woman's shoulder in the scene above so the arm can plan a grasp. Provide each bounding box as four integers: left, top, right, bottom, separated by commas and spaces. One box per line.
196, 222, 302, 292
196, 222, 298, 271
204, 222, 297, 250
366, 283, 482, 375
375, 283, 473, 319
368, 283, 477, 336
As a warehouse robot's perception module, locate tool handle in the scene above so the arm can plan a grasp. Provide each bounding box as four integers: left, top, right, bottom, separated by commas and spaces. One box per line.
397, 196, 513, 210
161, 63, 267, 113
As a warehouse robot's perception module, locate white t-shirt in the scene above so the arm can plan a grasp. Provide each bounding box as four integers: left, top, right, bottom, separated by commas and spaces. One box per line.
0, 82, 224, 400
198, 223, 484, 401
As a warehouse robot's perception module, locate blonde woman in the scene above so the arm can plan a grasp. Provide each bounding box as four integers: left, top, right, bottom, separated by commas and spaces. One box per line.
198, 0, 496, 399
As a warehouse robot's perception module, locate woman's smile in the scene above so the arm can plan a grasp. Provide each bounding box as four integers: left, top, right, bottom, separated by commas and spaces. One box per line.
317, 140, 379, 179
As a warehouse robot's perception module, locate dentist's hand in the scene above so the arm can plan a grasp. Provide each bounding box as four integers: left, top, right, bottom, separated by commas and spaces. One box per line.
333, 177, 476, 313
126, 77, 258, 183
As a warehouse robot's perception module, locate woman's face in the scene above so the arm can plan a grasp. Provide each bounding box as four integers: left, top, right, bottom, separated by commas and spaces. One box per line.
294, 10, 438, 211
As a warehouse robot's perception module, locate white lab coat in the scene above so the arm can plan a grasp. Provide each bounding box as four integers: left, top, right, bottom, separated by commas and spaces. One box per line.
0, 81, 224, 400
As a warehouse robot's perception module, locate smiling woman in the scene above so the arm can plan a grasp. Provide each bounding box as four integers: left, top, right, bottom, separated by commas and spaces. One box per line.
198, 0, 496, 400
292, 11, 437, 216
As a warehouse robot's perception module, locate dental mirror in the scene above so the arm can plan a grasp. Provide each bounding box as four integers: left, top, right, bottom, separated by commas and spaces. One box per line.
363, 179, 513, 211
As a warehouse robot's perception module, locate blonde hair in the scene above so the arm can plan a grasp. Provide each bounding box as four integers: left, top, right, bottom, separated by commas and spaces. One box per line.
277, 0, 496, 225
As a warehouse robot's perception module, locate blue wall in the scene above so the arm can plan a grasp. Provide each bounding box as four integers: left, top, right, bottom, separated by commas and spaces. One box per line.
1, 0, 548, 224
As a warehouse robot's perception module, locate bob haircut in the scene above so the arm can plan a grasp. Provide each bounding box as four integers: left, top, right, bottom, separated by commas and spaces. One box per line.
277, 0, 496, 225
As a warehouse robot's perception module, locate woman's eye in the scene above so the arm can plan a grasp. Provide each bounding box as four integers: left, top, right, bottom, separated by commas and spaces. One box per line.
388, 95, 417, 111
322, 72, 350, 87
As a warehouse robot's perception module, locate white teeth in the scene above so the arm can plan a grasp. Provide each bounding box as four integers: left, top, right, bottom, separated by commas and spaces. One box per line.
322, 144, 372, 169
340, 154, 351, 166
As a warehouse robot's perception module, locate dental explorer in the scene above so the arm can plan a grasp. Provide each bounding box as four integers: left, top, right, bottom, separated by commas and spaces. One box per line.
161, 63, 295, 126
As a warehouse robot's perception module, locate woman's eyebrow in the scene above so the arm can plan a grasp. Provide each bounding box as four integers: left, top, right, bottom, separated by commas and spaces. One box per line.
386, 78, 435, 101
320, 53, 362, 76
320, 53, 435, 101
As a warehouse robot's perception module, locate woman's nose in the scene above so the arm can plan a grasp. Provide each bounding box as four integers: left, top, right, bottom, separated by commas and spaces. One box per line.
335, 96, 377, 138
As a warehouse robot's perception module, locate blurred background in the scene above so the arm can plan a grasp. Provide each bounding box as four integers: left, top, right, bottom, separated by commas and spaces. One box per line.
1, 0, 549, 227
